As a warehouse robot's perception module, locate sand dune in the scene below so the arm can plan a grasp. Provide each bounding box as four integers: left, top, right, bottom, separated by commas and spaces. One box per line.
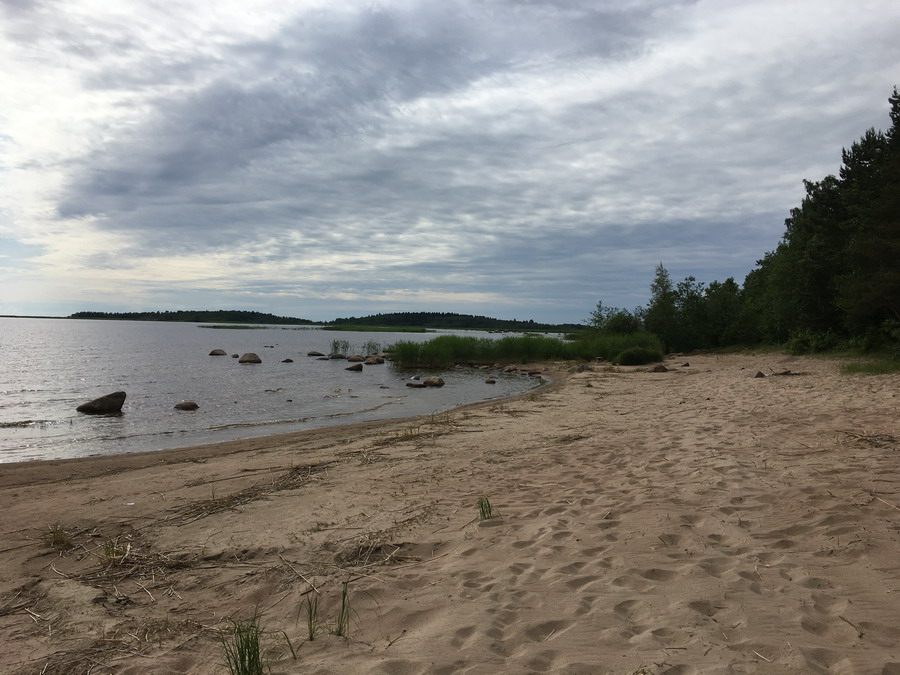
1, 353, 898, 674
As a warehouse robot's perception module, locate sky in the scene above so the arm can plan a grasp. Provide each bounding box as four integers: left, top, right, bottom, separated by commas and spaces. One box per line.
1, 0, 898, 324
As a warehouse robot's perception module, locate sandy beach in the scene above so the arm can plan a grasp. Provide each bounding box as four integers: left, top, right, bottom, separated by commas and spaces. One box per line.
1, 353, 898, 674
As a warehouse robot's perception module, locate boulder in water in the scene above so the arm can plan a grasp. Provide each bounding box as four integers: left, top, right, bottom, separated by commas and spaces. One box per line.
423, 376, 445, 387
209, 349, 227, 356
174, 401, 199, 411
650, 364, 669, 373
77, 391, 126, 415
239, 353, 262, 364
345, 363, 363, 372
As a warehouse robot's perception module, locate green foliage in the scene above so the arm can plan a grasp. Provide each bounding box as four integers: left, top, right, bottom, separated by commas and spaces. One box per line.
613, 346, 663, 365
389, 332, 662, 368
329, 339, 351, 355
303, 595, 320, 641
841, 358, 900, 374
45, 524, 74, 552
786, 330, 840, 355
477, 495, 496, 521
330, 311, 583, 332
597, 86, 900, 355
331, 582, 351, 638
221, 617, 265, 675
70, 310, 314, 325
588, 300, 641, 333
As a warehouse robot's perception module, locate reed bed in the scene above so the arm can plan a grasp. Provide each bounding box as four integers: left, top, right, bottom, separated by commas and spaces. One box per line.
389, 333, 663, 368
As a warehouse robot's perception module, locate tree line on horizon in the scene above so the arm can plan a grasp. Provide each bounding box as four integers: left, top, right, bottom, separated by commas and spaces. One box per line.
592, 87, 900, 356
67, 309, 583, 332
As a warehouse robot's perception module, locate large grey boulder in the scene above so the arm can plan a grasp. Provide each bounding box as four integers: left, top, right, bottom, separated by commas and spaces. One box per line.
239, 353, 262, 364
77, 391, 126, 415
423, 376, 445, 387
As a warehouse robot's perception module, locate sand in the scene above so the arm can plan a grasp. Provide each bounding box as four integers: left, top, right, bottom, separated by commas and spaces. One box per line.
1, 353, 898, 675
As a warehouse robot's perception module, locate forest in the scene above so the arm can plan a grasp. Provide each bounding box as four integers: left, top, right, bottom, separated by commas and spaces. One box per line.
330, 312, 582, 332
593, 87, 900, 357
68, 310, 315, 325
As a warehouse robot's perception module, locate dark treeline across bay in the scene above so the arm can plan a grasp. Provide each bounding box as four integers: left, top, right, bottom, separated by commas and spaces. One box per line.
69, 310, 316, 325
330, 312, 583, 333
593, 87, 900, 357
67, 310, 583, 333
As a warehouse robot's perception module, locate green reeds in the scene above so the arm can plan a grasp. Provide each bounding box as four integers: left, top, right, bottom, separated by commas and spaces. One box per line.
389, 332, 663, 368
221, 617, 265, 675
45, 524, 74, 552
477, 496, 496, 521
331, 582, 351, 638
303, 594, 319, 641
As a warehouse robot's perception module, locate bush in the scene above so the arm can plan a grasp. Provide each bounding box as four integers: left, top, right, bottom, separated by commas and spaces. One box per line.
613, 346, 664, 365
389, 332, 664, 368
603, 312, 642, 334
787, 330, 839, 355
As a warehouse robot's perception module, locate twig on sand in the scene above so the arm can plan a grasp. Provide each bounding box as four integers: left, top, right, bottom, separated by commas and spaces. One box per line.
135, 582, 155, 602
386, 630, 407, 648
874, 496, 900, 511
752, 650, 772, 662
839, 615, 865, 637
279, 554, 320, 594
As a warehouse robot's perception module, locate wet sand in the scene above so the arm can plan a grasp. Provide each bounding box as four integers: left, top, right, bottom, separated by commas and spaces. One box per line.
1, 353, 898, 674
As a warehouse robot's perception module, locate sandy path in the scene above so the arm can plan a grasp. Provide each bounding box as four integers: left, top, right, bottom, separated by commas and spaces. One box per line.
0, 354, 898, 674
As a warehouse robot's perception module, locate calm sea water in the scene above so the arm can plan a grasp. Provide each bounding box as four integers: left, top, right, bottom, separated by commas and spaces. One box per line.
0, 318, 541, 463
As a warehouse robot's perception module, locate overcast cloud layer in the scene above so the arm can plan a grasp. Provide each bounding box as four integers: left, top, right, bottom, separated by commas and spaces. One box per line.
1, 0, 898, 323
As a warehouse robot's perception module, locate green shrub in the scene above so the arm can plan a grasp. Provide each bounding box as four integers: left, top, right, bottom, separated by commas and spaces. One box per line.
613, 346, 664, 365
389, 332, 664, 368
787, 330, 839, 355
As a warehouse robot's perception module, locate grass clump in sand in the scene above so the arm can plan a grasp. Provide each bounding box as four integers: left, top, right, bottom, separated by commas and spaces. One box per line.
613, 345, 664, 365
302, 595, 320, 641
330, 582, 352, 638
45, 524, 74, 552
222, 616, 266, 675
477, 495, 497, 521
841, 358, 900, 374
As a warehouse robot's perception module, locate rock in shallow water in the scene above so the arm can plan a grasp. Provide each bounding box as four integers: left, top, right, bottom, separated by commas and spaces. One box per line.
76, 391, 126, 415
174, 401, 199, 411
239, 353, 262, 364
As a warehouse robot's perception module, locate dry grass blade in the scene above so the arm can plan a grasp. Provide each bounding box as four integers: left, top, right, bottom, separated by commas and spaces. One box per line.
169, 462, 335, 525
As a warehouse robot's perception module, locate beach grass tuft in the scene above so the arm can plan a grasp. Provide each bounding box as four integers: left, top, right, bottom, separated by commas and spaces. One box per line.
477, 495, 497, 521
331, 582, 352, 638
45, 524, 74, 552
303, 594, 320, 641
841, 358, 900, 375
221, 616, 266, 675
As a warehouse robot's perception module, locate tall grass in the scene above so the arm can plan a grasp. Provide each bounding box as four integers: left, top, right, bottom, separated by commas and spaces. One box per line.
389, 332, 663, 368
221, 617, 265, 675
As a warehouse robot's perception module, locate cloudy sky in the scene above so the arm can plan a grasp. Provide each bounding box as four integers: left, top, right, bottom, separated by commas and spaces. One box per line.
1, 0, 898, 323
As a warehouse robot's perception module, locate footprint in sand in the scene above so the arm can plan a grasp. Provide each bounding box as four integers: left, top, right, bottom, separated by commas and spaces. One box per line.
687, 599, 720, 617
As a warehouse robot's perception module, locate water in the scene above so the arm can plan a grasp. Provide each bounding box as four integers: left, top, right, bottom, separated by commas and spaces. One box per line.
0, 318, 542, 463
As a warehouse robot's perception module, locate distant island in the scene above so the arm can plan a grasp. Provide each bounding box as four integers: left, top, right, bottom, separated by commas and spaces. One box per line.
67, 310, 584, 332
69, 310, 315, 326
329, 311, 583, 332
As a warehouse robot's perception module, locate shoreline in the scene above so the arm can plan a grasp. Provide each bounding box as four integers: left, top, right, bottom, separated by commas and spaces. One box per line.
1, 353, 898, 674
0, 367, 563, 487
